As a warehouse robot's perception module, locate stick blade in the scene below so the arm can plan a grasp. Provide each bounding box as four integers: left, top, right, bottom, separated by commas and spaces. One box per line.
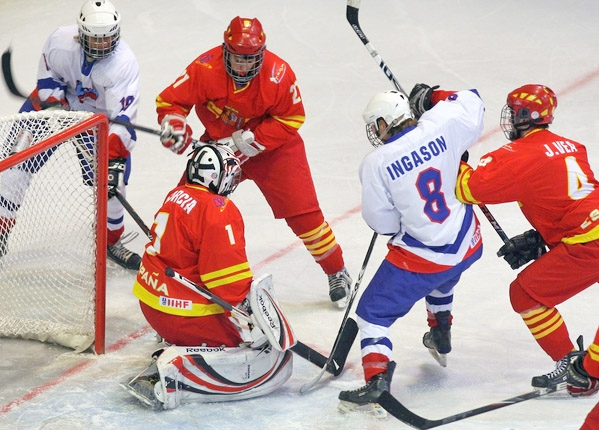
377, 391, 433, 429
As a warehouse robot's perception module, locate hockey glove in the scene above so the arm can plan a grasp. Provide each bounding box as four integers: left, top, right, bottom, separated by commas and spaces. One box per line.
409, 83, 439, 118
107, 158, 126, 199
160, 114, 193, 155
216, 130, 263, 164
496, 229, 547, 270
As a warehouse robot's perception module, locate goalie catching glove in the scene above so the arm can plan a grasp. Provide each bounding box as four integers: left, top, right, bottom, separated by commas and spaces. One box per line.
497, 229, 547, 270
216, 130, 264, 164
160, 114, 193, 154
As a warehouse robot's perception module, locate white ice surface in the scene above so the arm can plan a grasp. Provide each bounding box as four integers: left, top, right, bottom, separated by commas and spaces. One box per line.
1, 1, 598, 429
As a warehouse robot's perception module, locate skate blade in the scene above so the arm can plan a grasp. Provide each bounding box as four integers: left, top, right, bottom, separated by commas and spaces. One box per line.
120, 380, 161, 410
427, 348, 447, 367
338, 400, 387, 419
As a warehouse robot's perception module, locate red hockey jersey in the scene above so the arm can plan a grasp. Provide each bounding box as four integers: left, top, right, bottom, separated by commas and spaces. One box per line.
133, 184, 252, 317
457, 129, 599, 247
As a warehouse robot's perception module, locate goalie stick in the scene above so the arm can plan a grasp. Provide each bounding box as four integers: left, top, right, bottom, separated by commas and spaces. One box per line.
1, 48, 199, 143
377, 386, 559, 429
300, 232, 377, 393
165, 267, 356, 374
346, 0, 509, 245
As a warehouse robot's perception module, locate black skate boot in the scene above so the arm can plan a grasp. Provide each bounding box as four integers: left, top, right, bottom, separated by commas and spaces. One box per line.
423, 310, 452, 367
107, 241, 141, 270
0, 232, 8, 257
531, 354, 571, 390
328, 267, 352, 309
338, 361, 396, 418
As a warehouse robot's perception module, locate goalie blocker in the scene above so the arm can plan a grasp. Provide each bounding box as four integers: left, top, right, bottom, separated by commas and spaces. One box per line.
122, 275, 295, 409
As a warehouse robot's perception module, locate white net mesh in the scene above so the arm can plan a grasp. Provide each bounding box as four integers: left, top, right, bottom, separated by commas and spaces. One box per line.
0, 110, 104, 352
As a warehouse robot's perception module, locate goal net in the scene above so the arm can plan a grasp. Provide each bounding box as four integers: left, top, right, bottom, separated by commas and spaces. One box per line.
0, 110, 108, 353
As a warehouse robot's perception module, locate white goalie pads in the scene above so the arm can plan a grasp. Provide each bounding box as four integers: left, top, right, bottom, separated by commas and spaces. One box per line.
248, 274, 296, 352
148, 344, 293, 409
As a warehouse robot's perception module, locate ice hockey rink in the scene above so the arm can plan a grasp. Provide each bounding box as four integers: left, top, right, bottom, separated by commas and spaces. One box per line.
1, 0, 598, 429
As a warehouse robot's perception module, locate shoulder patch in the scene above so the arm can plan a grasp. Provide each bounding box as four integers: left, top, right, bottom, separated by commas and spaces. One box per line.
213, 195, 228, 212
269, 62, 287, 84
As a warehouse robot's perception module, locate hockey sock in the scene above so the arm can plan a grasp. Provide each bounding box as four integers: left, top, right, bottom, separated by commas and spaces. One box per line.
520, 305, 574, 361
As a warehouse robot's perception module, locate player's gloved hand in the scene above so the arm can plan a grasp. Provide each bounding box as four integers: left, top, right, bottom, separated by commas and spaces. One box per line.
409, 83, 440, 118
216, 130, 263, 164
107, 158, 126, 199
497, 229, 547, 270
461, 151, 469, 162
160, 114, 193, 154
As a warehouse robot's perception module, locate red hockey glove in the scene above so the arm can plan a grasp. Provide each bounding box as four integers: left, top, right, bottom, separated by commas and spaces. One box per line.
160, 114, 193, 154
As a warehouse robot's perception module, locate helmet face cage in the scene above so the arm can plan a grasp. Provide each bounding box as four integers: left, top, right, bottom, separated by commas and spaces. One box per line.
362, 91, 413, 147
500, 84, 557, 140
77, 0, 121, 59
186, 145, 242, 197
223, 17, 266, 84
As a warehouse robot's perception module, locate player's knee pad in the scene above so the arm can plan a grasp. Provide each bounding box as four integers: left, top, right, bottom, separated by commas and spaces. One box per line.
154, 344, 293, 408
509, 278, 538, 313
249, 274, 296, 351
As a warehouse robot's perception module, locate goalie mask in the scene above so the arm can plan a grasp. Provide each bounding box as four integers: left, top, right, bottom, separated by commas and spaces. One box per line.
223, 17, 266, 85
362, 90, 413, 147
500, 84, 557, 141
186, 145, 242, 197
77, 0, 121, 59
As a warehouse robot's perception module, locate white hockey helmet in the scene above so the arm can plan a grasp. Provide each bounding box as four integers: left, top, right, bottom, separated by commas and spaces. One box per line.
186, 145, 242, 197
362, 90, 413, 147
77, 0, 121, 59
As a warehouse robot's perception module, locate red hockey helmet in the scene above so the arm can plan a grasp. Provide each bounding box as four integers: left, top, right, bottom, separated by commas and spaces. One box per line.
500, 84, 557, 140
223, 17, 266, 84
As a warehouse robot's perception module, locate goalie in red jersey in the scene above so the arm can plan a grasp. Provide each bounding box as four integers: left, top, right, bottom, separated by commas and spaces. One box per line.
456, 84, 599, 395
123, 145, 294, 410
155, 16, 352, 309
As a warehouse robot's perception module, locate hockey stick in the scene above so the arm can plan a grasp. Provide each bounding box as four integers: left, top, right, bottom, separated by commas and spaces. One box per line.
114, 191, 152, 240
1, 48, 200, 144
377, 386, 558, 429
165, 267, 355, 374
300, 232, 378, 393
346, 0, 509, 245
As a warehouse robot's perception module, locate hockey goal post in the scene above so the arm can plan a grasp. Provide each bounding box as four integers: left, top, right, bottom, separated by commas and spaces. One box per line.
0, 110, 108, 354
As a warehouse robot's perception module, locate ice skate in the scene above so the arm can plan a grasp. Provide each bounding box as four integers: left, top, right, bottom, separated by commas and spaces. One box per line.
567, 353, 599, 397
0, 232, 8, 257
328, 267, 352, 309
338, 361, 395, 418
107, 241, 141, 270
121, 362, 163, 410
422, 310, 452, 367
531, 355, 571, 390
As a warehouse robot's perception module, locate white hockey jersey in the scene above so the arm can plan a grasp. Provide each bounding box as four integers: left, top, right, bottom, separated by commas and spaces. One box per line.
35, 24, 140, 153
359, 90, 484, 269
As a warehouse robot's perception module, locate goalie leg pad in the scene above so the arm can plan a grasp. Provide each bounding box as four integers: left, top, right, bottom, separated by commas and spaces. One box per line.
154, 344, 293, 408
249, 274, 296, 351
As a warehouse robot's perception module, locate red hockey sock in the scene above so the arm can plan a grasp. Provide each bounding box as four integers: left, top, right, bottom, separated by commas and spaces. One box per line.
520, 306, 574, 361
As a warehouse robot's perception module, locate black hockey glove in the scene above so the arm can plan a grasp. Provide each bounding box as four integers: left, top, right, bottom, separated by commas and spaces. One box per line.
409, 83, 439, 118
461, 151, 469, 163
497, 229, 547, 270
107, 158, 126, 199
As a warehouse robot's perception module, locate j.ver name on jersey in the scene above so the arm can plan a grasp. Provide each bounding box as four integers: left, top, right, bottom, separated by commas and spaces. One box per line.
386, 135, 447, 180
